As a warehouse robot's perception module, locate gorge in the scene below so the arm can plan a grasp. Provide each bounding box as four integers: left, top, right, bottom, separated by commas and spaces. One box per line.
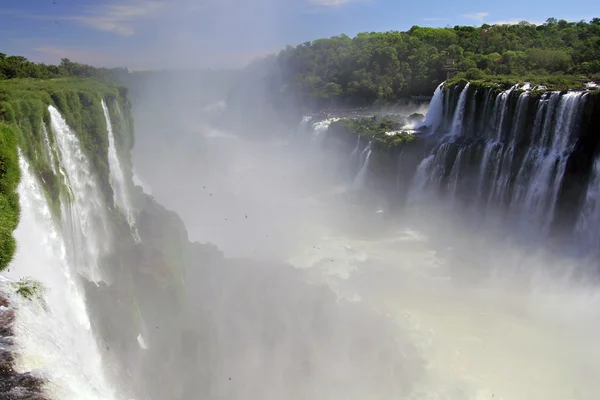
2, 58, 600, 400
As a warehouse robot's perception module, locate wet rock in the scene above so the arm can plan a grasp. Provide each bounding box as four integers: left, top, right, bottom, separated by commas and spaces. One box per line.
0, 292, 49, 400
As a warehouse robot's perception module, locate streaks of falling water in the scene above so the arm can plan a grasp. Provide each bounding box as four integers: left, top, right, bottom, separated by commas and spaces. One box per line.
101, 99, 140, 242
6, 153, 120, 400
519, 92, 586, 236
407, 154, 435, 204
41, 123, 57, 174
488, 92, 529, 206
574, 156, 600, 253
447, 147, 465, 200
450, 83, 470, 136
353, 142, 372, 189
48, 105, 110, 283
422, 83, 445, 134
351, 135, 361, 159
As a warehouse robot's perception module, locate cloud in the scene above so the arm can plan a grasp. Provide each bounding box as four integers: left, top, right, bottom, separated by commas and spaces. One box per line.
308, 0, 358, 6
463, 12, 489, 23
487, 18, 544, 26
62, 0, 165, 36
33, 46, 125, 67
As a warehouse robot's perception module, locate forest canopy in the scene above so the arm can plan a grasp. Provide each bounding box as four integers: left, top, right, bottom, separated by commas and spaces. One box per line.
0, 54, 125, 81
264, 17, 600, 110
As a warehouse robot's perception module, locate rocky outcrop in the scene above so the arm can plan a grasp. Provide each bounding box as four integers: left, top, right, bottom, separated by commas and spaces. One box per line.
0, 293, 49, 400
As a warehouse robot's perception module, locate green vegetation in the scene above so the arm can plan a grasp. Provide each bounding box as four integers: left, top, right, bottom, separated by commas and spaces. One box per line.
12, 277, 46, 302
447, 73, 592, 92
267, 17, 600, 110
0, 124, 20, 271
0, 55, 133, 271
0, 54, 125, 82
330, 116, 415, 150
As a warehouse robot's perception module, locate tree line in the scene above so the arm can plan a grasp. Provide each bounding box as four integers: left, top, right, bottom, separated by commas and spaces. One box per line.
263, 18, 600, 111
0, 54, 126, 81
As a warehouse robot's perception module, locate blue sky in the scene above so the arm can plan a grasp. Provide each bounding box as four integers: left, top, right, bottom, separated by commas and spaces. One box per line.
1, 0, 598, 69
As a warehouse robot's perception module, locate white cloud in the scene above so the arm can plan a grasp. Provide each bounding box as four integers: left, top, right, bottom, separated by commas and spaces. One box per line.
62, 0, 165, 36
487, 18, 544, 26
463, 12, 489, 23
308, 0, 356, 6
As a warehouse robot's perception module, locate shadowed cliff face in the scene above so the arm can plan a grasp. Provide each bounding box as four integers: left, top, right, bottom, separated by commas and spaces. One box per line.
82, 190, 423, 400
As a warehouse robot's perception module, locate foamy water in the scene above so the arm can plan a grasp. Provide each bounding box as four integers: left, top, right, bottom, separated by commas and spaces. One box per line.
288, 226, 600, 400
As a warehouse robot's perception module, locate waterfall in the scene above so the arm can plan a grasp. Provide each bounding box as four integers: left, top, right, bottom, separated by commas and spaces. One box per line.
574, 157, 600, 252
519, 92, 585, 235
404, 82, 591, 244
311, 118, 339, 139
447, 147, 464, 199
41, 123, 57, 174
351, 135, 361, 159
4, 154, 119, 400
421, 83, 444, 133
488, 92, 529, 206
353, 143, 372, 189
450, 83, 470, 136
101, 99, 139, 242
407, 154, 435, 203
48, 105, 111, 283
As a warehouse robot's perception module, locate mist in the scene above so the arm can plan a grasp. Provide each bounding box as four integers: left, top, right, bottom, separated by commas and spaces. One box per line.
5, 2, 599, 399
120, 65, 600, 400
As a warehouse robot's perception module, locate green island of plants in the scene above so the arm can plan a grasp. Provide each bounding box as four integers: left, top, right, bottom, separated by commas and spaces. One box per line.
330, 116, 415, 150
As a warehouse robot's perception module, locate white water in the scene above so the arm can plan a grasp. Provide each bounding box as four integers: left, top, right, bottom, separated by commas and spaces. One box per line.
574, 156, 600, 251
3, 154, 120, 400
288, 223, 600, 400
450, 83, 470, 136
41, 123, 57, 174
519, 92, 585, 235
311, 118, 339, 139
421, 83, 444, 134
407, 154, 435, 203
353, 145, 372, 189
49, 105, 111, 283
101, 99, 139, 241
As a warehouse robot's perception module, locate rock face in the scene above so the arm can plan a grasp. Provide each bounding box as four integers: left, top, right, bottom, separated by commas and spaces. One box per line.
0, 292, 50, 400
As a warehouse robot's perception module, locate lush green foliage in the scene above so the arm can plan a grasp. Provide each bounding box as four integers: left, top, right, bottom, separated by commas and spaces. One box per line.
0, 54, 126, 82
331, 116, 415, 150
0, 124, 20, 271
0, 74, 132, 270
447, 73, 592, 92
12, 277, 46, 301
267, 18, 600, 110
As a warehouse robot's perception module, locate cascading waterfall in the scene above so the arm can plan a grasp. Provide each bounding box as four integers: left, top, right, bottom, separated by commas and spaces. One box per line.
353, 142, 372, 189
49, 105, 111, 283
311, 117, 339, 139
406, 81, 592, 245
41, 123, 57, 174
4, 154, 120, 400
407, 154, 435, 203
421, 83, 444, 133
574, 156, 600, 252
450, 82, 470, 136
447, 146, 464, 199
517, 92, 586, 235
487, 92, 529, 207
101, 99, 139, 242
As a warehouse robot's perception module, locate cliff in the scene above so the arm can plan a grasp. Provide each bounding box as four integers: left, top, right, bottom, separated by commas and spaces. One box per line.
0, 78, 194, 398
314, 81, 600, 251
